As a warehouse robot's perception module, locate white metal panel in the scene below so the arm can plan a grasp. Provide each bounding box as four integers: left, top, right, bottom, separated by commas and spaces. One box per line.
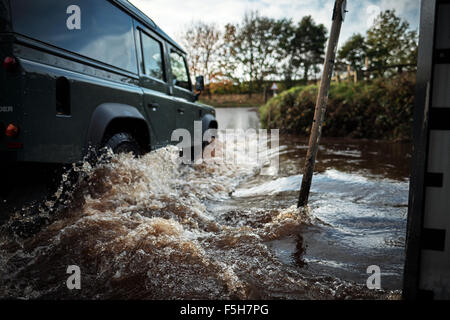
436, 4, 450, 49
424, 131, 450, 226
420, 250, 450, 298
420, 131, 450, 299
432, 64, 450, 108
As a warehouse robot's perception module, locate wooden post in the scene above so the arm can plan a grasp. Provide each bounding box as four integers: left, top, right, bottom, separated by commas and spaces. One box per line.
298, 0, 346, 208
365, 56, 369, 80
264, 85, 268, 104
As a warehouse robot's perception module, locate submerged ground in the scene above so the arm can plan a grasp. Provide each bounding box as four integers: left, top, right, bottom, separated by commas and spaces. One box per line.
0, 108, 410, 299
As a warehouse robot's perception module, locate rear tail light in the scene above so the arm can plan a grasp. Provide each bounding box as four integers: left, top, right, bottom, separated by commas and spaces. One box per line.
7, 142, 23, 149
5, 123, 19, 137
3, 56, 18, 72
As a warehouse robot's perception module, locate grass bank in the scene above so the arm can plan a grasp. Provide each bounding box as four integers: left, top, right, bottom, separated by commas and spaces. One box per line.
200, 93, 267, 109
260, 73, 416, 141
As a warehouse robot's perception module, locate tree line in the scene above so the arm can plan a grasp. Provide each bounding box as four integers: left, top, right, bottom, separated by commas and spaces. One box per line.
181, 10, 418, 96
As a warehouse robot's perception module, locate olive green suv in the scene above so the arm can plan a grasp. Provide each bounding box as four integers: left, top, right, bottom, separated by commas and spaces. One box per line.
0, 0, 217, 163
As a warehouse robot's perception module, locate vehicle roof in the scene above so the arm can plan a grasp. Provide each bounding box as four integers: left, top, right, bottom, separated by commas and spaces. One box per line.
112, 0, 186, 54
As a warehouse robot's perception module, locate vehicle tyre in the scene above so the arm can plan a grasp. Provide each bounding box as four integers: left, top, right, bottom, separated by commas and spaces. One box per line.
104, 132, 142, 156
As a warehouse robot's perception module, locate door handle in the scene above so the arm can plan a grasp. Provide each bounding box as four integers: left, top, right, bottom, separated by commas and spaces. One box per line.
177, 108, 185, 115
149, 103, 160, 111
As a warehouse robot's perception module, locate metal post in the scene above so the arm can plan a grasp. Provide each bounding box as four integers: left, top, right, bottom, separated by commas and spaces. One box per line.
298, 0, 347, 207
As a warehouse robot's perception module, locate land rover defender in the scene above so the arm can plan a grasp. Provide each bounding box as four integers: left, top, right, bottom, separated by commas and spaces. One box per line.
0, 0, 217, 164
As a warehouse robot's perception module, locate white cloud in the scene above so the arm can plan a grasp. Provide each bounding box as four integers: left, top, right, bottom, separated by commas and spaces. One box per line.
128, 0, 420, 46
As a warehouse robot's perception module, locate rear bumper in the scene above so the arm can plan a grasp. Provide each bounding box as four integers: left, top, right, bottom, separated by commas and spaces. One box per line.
0, 150, 17, 162
0, 148, 80, 164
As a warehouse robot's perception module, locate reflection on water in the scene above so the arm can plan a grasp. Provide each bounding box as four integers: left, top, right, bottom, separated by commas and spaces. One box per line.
0, 108, 410, 299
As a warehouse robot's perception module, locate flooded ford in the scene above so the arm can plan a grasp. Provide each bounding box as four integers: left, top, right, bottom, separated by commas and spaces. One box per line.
0, 108, 410, 300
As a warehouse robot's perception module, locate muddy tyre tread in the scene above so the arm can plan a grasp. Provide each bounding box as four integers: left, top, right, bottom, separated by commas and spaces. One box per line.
104, 132, 141, 156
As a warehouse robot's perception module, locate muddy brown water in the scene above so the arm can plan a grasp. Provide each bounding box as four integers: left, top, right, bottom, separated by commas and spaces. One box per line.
0, 108, 410, 299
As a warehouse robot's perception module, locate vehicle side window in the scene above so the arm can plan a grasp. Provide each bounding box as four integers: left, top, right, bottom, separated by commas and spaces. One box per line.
10, 0, 138, 73
141, 32, 165, 81
170, 51, 191, 91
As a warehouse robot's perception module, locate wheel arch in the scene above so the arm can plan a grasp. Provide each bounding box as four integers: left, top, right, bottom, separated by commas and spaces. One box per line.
86, 103, 151, 153
202, 113, 218, 133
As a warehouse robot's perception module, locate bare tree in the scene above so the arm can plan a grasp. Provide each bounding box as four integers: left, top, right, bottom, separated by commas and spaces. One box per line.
181, 28, 202, 80
181, 21, 221, 93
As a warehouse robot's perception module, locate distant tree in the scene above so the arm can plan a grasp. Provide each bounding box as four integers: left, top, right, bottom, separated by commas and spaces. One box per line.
252, 15, 281, 91
181, 28, 201, 79
366, 10, 418, 77
338, 33, 367, 77
273, 18, 296, 88
181, 22, 221, 86
223, 11, 280, 97
217, 23, 239, 83
290, 16, 328, 83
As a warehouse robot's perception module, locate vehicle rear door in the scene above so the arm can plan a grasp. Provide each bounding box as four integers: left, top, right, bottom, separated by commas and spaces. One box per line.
137, 27, 176, 148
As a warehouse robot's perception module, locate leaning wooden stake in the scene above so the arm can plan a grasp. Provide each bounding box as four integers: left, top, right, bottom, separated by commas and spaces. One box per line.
298, 0, 347, 207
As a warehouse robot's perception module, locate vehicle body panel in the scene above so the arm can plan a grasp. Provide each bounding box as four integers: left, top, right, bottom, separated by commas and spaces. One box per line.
0, 0, 216, 164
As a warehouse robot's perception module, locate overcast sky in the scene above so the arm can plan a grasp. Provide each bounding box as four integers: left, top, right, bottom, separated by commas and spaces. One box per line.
128, 0, 420, 45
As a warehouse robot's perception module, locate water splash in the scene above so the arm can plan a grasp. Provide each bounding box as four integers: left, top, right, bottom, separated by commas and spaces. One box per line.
0, 137, 399, 299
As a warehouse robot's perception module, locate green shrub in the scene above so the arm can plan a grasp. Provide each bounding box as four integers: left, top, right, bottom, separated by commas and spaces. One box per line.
260, 73, 416, 140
